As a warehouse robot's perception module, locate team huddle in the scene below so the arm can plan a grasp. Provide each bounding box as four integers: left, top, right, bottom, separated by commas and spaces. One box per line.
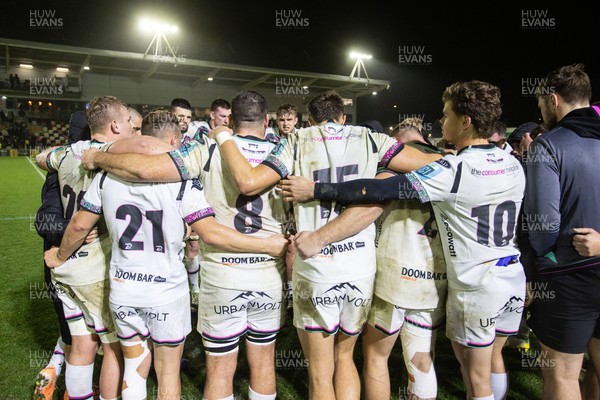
33, 63, 600, 400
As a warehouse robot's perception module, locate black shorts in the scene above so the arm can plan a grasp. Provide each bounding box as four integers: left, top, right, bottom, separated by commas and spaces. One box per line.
528, 268, 600, 354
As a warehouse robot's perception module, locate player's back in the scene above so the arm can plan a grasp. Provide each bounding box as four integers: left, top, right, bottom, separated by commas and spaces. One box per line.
425, 145, 525, 288
198, 135, 288, 290
375, 143, 447, 309
46, 139, 110, 286
92, 173, 204, 307
290, 123, 400, 233
47, 140, 104, 220
268, 123, 401, 283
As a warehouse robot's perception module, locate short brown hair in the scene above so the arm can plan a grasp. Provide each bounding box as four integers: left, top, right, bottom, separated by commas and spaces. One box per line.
141, 108, 179, 140
86, 96, 127, 132
442, 80, 502, 139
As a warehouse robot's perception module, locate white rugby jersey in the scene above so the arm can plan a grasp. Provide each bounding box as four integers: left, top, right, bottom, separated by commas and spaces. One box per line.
263, 123, 403, 283
168, 135, 289, 290
45, 140, 111, 286
375, 180, 447, 309
405, 144, 525, 289
81, 173, 215, 307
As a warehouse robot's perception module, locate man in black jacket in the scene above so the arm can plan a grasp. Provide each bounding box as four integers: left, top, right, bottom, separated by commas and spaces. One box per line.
525, 64, 600, 399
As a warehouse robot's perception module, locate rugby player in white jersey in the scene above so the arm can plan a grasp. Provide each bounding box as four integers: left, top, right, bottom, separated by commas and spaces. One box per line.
282, 81, 526, 400
45, 109, 288, 400
36, 95, 135, 400
278, 119, 448, 400
78, 91, 291, 400
209, 90, 440, 399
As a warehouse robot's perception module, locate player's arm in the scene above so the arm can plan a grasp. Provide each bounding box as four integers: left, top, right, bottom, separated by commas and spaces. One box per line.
280, 172, 422, 205
104, 135, 174, 155
214, 128, 281, 195
191, 216, 288, 258
44, 210, 101, 268
387, 145, 442, 173
35, 146, 60, 171
288, 172, 391, 259
524, 140, 560, 257
294, 205, 384, 259
83, 150, 181, 182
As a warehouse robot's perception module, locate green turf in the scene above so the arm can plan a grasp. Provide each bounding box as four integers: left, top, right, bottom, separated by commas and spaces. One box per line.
0, 156, 547, 399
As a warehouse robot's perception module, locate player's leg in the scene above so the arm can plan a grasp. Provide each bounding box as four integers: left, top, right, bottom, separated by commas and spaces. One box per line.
147, 292, 192, 399
334, 275, 374, 400
245, 282, 283, 399
111, 302, 153, 400
153, 343, 184, 400
99, 337, 124, 400
245, 339, 277, 399
73, 279, 123, 399
35, 267, 73, 400
297, 329, 336, 400
198, 282, 246, 399
445, 286, 494, 399
333, 332, 360, 400
362, 295, 404, 400
55, 283, 99, 400
491, 335, 509, 400
451, 341, 494, 398
120, 336, 151, 400
400, 310, 442, 400
362, 324, 398, 400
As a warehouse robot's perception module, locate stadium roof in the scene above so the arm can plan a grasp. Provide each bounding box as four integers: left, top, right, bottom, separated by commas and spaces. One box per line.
0, 37, 391, 98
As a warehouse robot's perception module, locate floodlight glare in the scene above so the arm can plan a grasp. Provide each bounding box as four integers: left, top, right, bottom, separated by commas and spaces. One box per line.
350, 52, 372, 60
349, 51, 372, 81
139, 18, 178, 33
139, 16, 182, 64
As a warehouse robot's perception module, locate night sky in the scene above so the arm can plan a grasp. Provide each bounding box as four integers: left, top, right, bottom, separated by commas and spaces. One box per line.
1, 0, 598, 132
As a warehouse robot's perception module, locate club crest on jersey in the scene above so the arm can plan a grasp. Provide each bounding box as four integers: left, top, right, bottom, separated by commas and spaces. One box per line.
415, 163, 443, 180
435, 159, 451, 168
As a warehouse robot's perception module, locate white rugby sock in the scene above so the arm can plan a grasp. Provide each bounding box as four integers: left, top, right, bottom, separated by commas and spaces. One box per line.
491, 372, 508, 400
48, 337, 66, 376
248, 386, 276, 399
65, 361, 94, 399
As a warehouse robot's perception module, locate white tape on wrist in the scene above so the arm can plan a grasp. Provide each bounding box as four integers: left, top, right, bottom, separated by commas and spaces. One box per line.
216, 131, 233, 146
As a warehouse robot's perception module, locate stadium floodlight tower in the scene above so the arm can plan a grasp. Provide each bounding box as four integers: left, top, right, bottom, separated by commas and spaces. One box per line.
139, 17, 180, 63
349, 51, 372, 81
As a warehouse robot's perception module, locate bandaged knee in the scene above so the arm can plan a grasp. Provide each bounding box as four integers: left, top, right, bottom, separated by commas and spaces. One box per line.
121, 339, 150, 399
400, 327, 437, 398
